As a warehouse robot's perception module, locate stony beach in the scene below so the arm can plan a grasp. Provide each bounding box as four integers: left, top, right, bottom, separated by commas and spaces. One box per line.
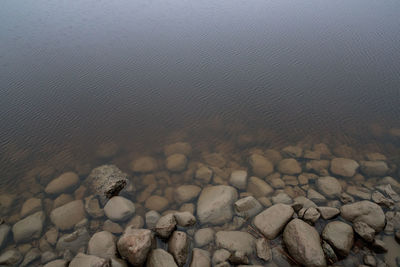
1, 130, 400, 267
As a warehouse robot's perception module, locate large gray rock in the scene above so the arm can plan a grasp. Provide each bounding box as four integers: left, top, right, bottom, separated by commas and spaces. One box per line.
69, 253, 110, 267
330, 158, 359, 177
117, 227, 153, 266
88, 231, 116, 259
316, 176, 342, 198
147, 249, 178, 267
56, 228, 90, 253
253, 203, 294, 239
45, 172, 79, 195
104, 196, 135, 222
168, 231, 189, 266
197, 186, 238, 225
360, 161, 389, 176
12, 211, 45, 243
340, 201, 385, 232
322, 221, 354, 256
249, 154, 274, 178
87, 165, 128, 203
215, 231, 256, 255
190, 248, 211, 267
50, 200, 86, 230
277, 159, 302, 175
283, 219, 326, 267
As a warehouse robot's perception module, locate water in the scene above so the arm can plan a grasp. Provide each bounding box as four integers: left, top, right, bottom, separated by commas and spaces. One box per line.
0, 0, 400, 266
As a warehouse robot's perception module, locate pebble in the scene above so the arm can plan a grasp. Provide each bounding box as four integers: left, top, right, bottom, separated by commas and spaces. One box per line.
0, 224, 11, 249
195, 166, 213, 183
255, 238, 271, 262
194, 228, 215, 247
145, 195, 169, 212
322, 221, 354, 256
69, 253, 110, 267
190, 248, 211, 267
277, 158, 302, 175
247, 176, 273, 198
229, 170, 248, 190
166, 154, 188, 172
56, 228, 90, 253
317, 207, 340, 220
20, 197, 42, 218
174, 211, 196, 227
103, 219, 124, 234
117, 228, 153, 266
88, 231, 116, 259
330, 158, 359, 177
340, 201, 385, 232
316, 176, 342, 198
360, 161, 389, 176
174, 185, 201, 204
45, 172, 79, 195
145, 210, 161, 229
50, 200, 86, 231
249, 154, 274, 178
234, 196, 263, 218
155, 213, 177, 239
12, 211, 45, 243
104, 196, 135, 222
130, 156, 158, 173
0, 249, 22, 266
164, 142, 192, 156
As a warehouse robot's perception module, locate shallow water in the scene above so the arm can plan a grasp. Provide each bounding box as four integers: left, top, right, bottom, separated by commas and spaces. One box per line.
1, 0, 400, 266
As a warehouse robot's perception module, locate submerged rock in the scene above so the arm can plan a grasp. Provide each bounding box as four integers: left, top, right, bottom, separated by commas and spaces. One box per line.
277, 159, 302, 175
174, 185, 201, 204
50, 200, 86, 231
0, 224, 10, 249
117, 228, 153, 266
147, 249, 178, 267
164, 142, 192, 157
166, 154, 188, 172
69, 253, 110, 267
317, 207, 340, 220
229, 170, 248, 190
104, 196, 135, 222
353, 221, 375, 242
256, 238, 271, 262
330, 158, 359, 177
20, 197, 42, 218
247, 176, 273, 198
12, 211, 45, 243
360, 161, 389, 176
322, 221, 354, 256
194, 228, 215, 247
86, 165, 128, 203
190, 248, 211, 267
215, 231, 255, 255
168, 231, 189, 266
155, 213, 176, 239
45, 172, 79, 195
340, 201, 385, 232
234, 196, 263, 218
0, 249, 22, 266
316, 176, 342, 198
197, 185, 238, 225
56, 228, 90, 253
253, 203, 294, 239
283, 218, 326, 267
249, 154, 274, 178
88, 231, 116, 259
130, 156, 158, 173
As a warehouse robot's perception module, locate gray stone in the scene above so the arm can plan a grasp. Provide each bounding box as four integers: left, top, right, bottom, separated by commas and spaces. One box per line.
360, 161, 389, 176
104, 196, 135, 222
346, 186, 371, 200
41, 251, 58, 264
197, 185, 238, 225
145, 195, 169, 212
166, 154, 188, 172
256, 238, 271, 262
294, 196, 317, 208
50, 200, 86, 230
88, 231, 116, 259
215, 231, 255, 255
330, 158, 359, 177
174, 211, 196, 227
307, 189, 327, 204
340, 201, 385, 232
174, 185, 201, 204
322, 241, 338, 264
234, 196, 263, 218
117, 228, 153, 266
283, 218, 326, 267
316, 176, 342, 198
45, 172, 79, 195
130, 156, 158, 173
190, 248, 211, 267
247, 176, 273, 198
20, 248, 41, 267
282, 146, 303, 158
376, 184, 400, 202
195, 166, 213, 183
69, 253, 110, 267
86, 165, 128, 203
253, 203, 294, 239
299, 207, 320, 223
272, 192, 293, 205
12, 211, 45, 243
317, 207, 340, 220
353, 221, 375, 242
56, 228, 90, 253
20, 197, 42, 218
249, 154, 274, 178
147, 249, 178, 267
145, 210, 161, 229
277, 159, 302, 175
212, 249, 231, 265
168, 231, 189, 266
0, 249, 22, 266
194, 228, 215, 247
155, 213, 176, 239
322, 221, 354, 256
43, 259, 67, 267
229, 170, 248, 190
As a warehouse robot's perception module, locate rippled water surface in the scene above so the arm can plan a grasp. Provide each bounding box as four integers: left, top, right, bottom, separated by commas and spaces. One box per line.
1, 0, 400, 266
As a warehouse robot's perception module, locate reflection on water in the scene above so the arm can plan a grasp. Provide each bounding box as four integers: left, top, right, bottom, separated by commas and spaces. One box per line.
1, 0, 400, 265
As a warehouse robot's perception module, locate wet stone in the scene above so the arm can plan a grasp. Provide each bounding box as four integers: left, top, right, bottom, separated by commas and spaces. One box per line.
88, 231, 117, 259
117, 228, 153, 266
0, 224, 11, 249
212, 249, 231, 265
145, 210, 161, 229
234, 196, 263, 218
195, 166, 213, 183
155, 213, 176, 239
330, 158, 359, 177
50, 199, 86, 231
322, 221, 354, 256
103, 219, 123, 234
174, 211, 196, 227
340, 201, 385, 232
84, 195, 104, 218
145, 195, 169, 212
174, 185, 201, 204
20, 247, 41, 267
104, 196, 135, 222
298, 207, 320, 224
45, 172, 79, 195
215, 231, 255, 255
20, 197, 42, 218
247, 176, 273, 198
360, 161, 389, 177
69, 253, 110, 267
195, 228, 215, 247
249, 154, 274, 178
256, 238, 271, 262
0, 249, 22, 266
277, 158, 302, 175
12, 211, 45, 243
316, 176, 342, 199
164, 142, 192, 157
168, 231, 189, 266
147, 249, 178, 267
272, 192, 293, 204
130, 156, 158, 173
229, 170, 248, 190
166, 154, 188, 172
318, 207, 340, 220
190, 248, 211, 267
56, 228, 90, 253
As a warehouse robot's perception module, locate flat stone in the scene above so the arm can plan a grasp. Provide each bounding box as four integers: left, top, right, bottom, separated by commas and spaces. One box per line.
86, 165, 128, 203
330, 158, 359, 177
56, 228, 90, 253
197, 185, 238, 225
360, 161, 389, 177
340, 201, 385, 232
147, 249, 178, 267
88, 231, 116, 259
194, 228, 215, 247
117, 228, 153, 266
277, 159, 301, 175
229, 170, 248, 190
20, 198, 42, 218
12, 211, 45, 243
190, 248, 211, 267
45, 172, 79, 195
317, 207, 340, 220
283, 219, 326, 267
174, 185, 201, 204
145, 195, 169, 212
215, 231, 256, 255
316, 176, 342, 198
247, 177, 273, 198
253, 203, 294, 239
53, 194, 74, 209
322, 221, 354, 256
69, 253, 110, 267
168, 231, 189, 266
155, 213, 176, 239
103, 220, 123, 234
166, 154, 188, 172
234, 196, 263, 218
130, 156, 158, 173
353, 221, 375, 242
50, 200, 86, 231
249, 154, 274, 178
104, 196, 135, 222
